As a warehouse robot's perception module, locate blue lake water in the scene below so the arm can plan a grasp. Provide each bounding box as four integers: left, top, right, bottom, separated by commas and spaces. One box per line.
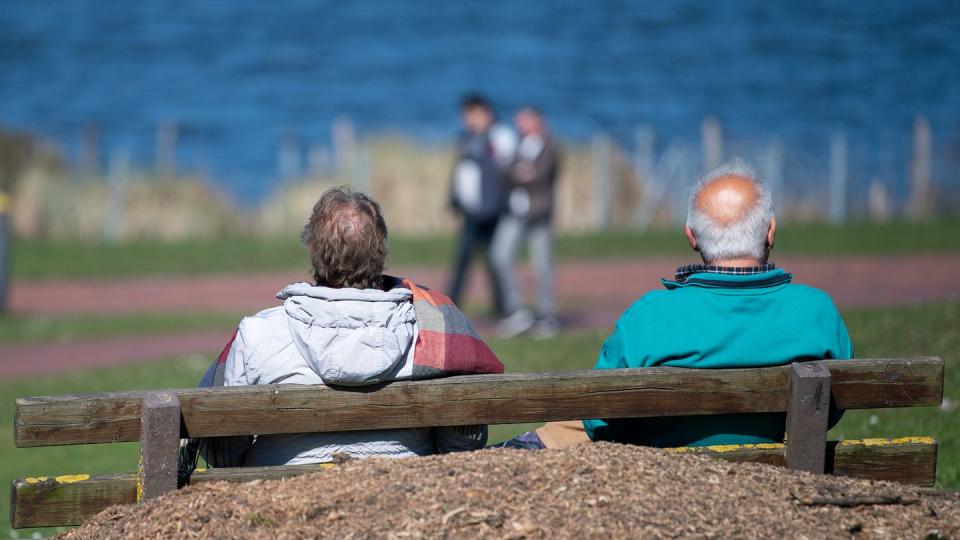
1, 0, 958, 202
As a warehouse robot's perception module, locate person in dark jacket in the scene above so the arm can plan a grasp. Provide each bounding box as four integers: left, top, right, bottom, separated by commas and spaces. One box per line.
491, 106, 562, 338
447, 94, 517, 315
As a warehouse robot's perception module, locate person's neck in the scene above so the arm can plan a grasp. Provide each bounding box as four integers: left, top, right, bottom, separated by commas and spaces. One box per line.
704, 258, 766, 268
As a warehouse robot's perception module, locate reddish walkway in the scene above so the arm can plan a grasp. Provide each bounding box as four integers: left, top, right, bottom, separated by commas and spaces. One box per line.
2, 253, 958, 378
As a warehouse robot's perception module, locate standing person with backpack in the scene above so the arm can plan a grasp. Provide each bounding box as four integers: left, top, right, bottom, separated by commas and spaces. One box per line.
447, 94, 517, 316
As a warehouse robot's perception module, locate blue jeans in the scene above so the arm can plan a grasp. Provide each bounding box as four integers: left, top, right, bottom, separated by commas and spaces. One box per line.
491, 215, 555, 318
491, 431, 546, 450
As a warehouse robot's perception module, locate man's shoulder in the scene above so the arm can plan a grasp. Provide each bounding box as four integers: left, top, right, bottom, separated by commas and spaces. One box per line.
619, 289, 676, 320
781, 282, 842, 311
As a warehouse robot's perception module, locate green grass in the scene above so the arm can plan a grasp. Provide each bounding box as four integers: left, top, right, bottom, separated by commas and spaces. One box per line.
2, 301, 957, 536
0, 312, 242, 345
13, 219, 960, 280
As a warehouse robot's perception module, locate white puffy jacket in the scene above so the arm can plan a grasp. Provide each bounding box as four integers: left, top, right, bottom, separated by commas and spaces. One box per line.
224, 282, 486, 465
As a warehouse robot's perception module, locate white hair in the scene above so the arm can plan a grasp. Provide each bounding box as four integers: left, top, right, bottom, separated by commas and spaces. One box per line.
686, 158, 774, 263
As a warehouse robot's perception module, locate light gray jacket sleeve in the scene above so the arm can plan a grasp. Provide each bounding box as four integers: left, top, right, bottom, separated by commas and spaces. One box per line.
432, 425, 488, 453
201, 328, 254, 467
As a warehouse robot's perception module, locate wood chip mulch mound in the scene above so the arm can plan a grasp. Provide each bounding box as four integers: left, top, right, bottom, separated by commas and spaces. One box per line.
62, 443, 959, 539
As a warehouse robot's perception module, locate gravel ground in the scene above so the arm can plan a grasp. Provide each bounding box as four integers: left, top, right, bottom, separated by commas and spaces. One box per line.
62, 443, 959, 539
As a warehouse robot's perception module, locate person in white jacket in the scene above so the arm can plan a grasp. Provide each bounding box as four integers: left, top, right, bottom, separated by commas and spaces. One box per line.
214, 188, 492, 466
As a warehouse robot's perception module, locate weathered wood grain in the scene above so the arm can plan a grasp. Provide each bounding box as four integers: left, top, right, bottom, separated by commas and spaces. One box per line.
10, 473, 136, 529
14, 357, 943, 447
668, 437, 938, 486
9, 464, 336, 528
138, 392, 180, 500
829, 437, 939, 487
785, 362, 831, 473
10, 439, 938, 529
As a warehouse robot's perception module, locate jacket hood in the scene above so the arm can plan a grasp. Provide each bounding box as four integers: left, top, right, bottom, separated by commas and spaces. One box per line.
278, 282, 416, 386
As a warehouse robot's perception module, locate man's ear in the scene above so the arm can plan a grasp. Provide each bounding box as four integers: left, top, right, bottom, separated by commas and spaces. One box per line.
684, 225, 699, 252
766, 216, 777, 251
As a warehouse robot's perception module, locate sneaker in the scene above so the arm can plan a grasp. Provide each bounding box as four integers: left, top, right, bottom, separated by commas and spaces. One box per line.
530, 317, 561, 340
496, 309, 535, 339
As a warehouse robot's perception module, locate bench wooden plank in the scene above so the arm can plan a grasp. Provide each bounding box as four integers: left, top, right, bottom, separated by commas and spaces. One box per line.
9, 473, 135, 529
785, 362, 831, 473
9, 464, 337, 528
829, 437, 939, 487
668, 437, 938, 486
15, 357, 943, 448
138, 392, 181, 500
10, 438, 938, 529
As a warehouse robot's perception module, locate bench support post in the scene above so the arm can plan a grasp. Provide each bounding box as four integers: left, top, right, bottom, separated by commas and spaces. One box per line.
785, 362, 831, 474
138, 392, 181, 500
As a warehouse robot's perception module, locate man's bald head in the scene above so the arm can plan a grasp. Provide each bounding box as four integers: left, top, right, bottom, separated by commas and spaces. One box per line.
694, 174, 761, 224
686, 159, 774, 264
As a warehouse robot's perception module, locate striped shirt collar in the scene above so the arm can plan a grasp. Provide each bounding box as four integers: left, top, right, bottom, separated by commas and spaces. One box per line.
674, 263, 777, 283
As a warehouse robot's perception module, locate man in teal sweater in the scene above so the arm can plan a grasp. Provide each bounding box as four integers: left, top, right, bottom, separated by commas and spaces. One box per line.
582, 158, 853, 447
496, 158, 852, 451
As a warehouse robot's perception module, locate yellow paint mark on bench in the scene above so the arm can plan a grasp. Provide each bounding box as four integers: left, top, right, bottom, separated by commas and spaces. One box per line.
838, 437, 934, 447
136, 457, 143, 503
55, 474, 90, 483
665, 437, 934, 454
666, 442, 784, 454
24, 474, 90, 484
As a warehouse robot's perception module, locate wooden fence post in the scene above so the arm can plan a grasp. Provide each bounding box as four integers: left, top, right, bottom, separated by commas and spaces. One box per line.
138, 392, 181, 500
785, 362, 831, 474
80, 124, 100, 177
591, 134, 612, 231
828, 132, 848, 224
155, 122, 178, 176
278, 133, 301, 181
909, 115, 933, 219
700, 116, 723, 172
764, 137, 784, 217
102, 148, 129, 241
630, 126, 655, 228
333, 116, 355, 181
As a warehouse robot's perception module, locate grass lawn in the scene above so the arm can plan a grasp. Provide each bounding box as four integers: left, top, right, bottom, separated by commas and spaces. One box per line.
0, 312, 243, 345
12, 219, 960, 280
2, 301, 957, 537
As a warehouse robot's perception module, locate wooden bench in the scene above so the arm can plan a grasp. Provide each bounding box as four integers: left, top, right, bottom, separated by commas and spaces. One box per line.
10, 357, 944, 529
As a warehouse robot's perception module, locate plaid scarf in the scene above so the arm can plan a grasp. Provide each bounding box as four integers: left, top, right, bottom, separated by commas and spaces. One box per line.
397, 277, 505, 379
201, 276, 503, 387
673, 263, 777, 283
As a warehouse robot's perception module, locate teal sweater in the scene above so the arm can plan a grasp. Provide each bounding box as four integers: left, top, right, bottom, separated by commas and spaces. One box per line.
583, 268, 853, 447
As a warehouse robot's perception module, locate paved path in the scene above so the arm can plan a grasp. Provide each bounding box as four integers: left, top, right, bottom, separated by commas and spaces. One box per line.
2, 253, 958, 378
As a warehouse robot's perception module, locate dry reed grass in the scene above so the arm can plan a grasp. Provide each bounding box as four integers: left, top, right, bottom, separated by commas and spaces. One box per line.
5, 134, 647, 241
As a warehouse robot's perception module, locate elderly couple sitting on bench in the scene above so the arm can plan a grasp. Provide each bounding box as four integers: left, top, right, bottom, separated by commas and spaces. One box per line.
196, 158, 852, 467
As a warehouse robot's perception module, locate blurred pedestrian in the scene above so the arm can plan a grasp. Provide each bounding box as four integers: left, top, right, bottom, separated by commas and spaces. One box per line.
447, 94, 517, 315
492, 106, 561, 338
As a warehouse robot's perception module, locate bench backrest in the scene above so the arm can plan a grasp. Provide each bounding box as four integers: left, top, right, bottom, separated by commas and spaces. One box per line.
10, 357, 945, 529
15, 357, 943, 445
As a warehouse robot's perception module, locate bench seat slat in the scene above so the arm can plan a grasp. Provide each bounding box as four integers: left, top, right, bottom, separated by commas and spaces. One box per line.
14, 357, 943, 447
9, 438, 938, 529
